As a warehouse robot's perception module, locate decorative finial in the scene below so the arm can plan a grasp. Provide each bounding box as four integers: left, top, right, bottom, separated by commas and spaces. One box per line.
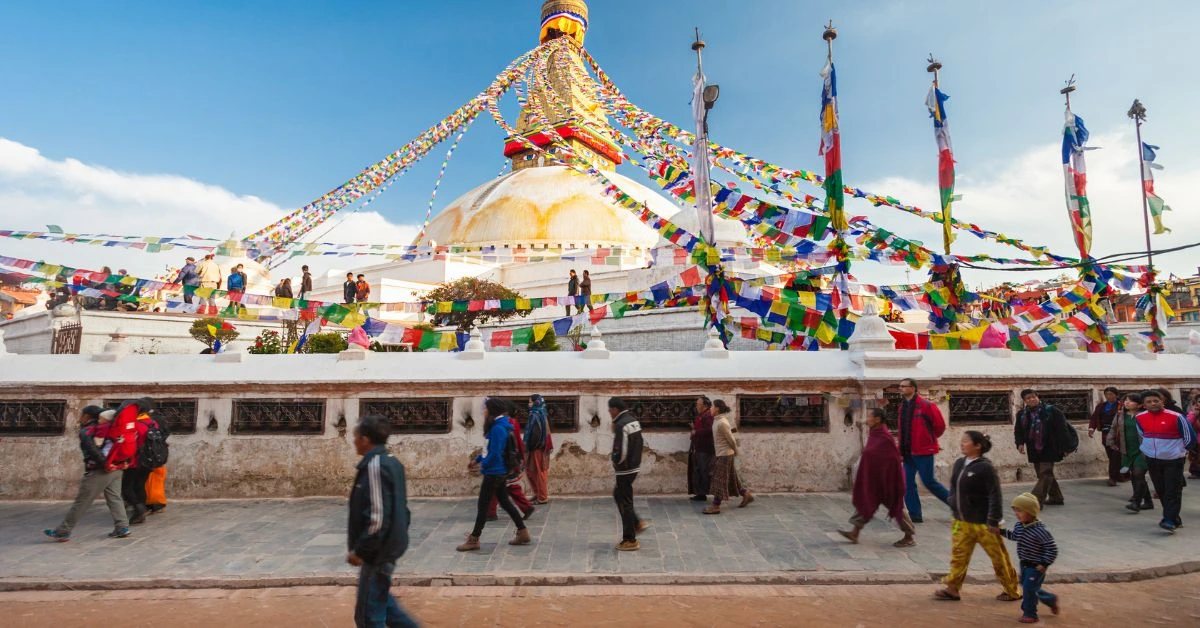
926, 54, 942, 74
1059, 74, 1077, 96
822, 20, 837, 41
691, 27, 705, 53
1127, 98, 1147, 122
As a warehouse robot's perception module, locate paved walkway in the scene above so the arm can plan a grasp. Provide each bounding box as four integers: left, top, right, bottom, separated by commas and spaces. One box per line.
2, 479, 1197, 589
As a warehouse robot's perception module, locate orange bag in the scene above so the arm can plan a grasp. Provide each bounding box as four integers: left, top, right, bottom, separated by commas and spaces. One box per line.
145, 466, 167, 506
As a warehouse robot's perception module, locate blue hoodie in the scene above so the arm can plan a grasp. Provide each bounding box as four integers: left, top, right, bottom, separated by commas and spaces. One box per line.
475, 416, 512, 476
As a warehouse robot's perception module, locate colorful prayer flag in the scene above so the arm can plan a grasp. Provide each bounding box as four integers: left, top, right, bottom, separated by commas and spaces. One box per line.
926, 84, 955, 252
1141, 142, 1172, 234
1062, 106, 1093, 257
819, 60, 846, 233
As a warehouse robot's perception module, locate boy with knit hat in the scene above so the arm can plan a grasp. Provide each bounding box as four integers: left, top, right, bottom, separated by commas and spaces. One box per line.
999, 492, 1059, 623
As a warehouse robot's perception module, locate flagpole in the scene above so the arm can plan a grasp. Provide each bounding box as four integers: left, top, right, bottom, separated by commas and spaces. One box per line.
1127, 98, 1163, 352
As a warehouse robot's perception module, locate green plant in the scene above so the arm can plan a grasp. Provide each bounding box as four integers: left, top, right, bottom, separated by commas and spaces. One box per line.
249, 329, 284, 354
188, 317, 239, 349
305, 332, 348, 354
528, 330, 560, 352
421, 277, 530, 332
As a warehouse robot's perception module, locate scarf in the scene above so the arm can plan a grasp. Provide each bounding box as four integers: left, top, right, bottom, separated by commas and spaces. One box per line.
1021, 405, 1047, 453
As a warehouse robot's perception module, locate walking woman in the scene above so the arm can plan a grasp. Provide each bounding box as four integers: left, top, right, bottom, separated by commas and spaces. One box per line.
1088, 386, 1124, 486
704, 399, 754, 514
1107, 392, 1153, 512
934, 430, 1020, 602
457, 398, 530, 551
687, 396, 716, 502
838, 408, 915, 547
524, 395, 553, 505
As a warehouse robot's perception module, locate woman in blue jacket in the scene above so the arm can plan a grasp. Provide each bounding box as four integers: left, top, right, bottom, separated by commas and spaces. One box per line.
457, 398, 531, 551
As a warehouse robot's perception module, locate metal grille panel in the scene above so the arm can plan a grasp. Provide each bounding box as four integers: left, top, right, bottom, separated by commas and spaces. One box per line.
1035, 391, 1092, 423
623, 397, 696, 431
231, 399, 325, 434
104, 399, 198, 434
737, 395, 827, 430
494, 396, 579, 433
948, 392, 1013, 424
359, 398, 451, 434
0, 401, 67, 435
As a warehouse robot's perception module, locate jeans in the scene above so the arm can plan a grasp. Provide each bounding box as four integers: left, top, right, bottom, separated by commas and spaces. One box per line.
1019, 565, 1057, 619
471, 474, 525, 537
121, 467, 150, 520
1147, 457, 1186, 525
903, 455, 949, 520
614, 473, 639, 541
57, 469, 128, 534
355, 561, 419, 628
1032, 462, 1063, 504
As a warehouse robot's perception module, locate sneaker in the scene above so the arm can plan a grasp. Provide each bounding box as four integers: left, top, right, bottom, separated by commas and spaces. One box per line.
1018, 616, 1040, 624
522, 506, 536, 521
1125, 501, 1142, 513
690, 495, 707, 502
1159, 519, 1177, 534
108, 527, 131, 539
147, 505, 166, 515
616, 539, 640, 551
635, 519, 651, 535
43, 529, 69, 543
129, 513, 147, 525
1140, 501, 1155, 511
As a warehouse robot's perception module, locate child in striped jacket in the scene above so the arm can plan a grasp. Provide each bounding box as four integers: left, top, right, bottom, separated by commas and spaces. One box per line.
1000, 492, 1060, 624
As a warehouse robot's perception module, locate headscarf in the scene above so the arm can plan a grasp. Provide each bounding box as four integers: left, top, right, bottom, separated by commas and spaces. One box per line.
524, 394, 549, 451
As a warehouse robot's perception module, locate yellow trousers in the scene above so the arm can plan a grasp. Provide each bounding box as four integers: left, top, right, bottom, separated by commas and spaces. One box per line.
942, 519, 1019, 597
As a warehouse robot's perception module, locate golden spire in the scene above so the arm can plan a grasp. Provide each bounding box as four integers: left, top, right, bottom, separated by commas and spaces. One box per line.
540, 0, 588, 46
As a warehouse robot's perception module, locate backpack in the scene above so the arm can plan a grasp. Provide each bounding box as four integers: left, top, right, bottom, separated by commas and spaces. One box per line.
503, 430, 523, 479
137, 417, 169, 469
1055, 406, 1080, 455
104, 406, 141, 471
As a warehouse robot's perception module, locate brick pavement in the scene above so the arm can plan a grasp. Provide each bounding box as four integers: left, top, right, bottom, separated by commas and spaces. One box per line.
1, 479, 1197, 589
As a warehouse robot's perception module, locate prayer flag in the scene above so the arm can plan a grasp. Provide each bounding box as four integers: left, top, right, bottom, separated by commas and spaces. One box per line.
819, 60, 846, 232
1062, 106, 1093, 257
926, 84, 955, 251
1141, 142, 1172, 234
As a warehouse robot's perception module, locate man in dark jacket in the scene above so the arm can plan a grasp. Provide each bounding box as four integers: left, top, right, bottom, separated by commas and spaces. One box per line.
44, 406, 130, 541
174, 256, 199, 304
347, 415, 416, 628
896, 378, 950, 522
299, 265, 313, 301
610, 397, 647, 551
566, 269, 579, 316
343, 272, 358, 305
1014, 389, 1070, 506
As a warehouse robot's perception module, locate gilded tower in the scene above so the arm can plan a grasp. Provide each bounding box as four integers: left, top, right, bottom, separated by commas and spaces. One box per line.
505, 0, 622, 172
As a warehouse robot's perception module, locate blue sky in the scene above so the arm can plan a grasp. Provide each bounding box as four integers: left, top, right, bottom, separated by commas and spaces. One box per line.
0, 0, 1196, 284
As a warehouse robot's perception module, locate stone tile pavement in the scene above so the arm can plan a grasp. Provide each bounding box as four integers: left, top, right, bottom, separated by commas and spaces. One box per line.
1, 479, 1197, 589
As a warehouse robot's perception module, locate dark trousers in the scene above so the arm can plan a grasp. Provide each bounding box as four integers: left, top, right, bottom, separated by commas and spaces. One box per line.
903, 455, 949, 520
1019, 565, 1057, 620
1102, 438, 1124, 482
614, 473, 639, 541
121, 467, 150, 519
471, 474, 525, 537
1147, 457, 1186, 525
1031, 462, 1063, 504
1130, 466, 1151, 504
355, 561, 419, 628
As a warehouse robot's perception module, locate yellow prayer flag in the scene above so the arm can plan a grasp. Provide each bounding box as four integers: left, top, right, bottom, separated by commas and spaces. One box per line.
516, 299, 532, 310
929, 335, 949, 350
341, 310, 367, 330
438, 332, 458, 351
206, 324, 217, 338
961, 325, 987, 343
436, 302, 452, 314
272, 297, 291, 309
533, 322, 552, 343
798, 292, 817, 308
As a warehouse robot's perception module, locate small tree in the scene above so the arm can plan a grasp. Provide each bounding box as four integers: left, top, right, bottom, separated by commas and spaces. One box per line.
421, 277, 531, 332
248, 329, 284, 354
528, 330, 561, 352
305, 332, 348, 354
188, 317, 239, 350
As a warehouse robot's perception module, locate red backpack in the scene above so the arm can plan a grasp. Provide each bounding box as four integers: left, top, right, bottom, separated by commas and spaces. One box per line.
104, 405, 141, 471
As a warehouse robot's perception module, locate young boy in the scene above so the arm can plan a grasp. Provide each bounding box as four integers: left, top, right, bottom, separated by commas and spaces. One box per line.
44, 407, 131, 541
999, 492, 1059, 623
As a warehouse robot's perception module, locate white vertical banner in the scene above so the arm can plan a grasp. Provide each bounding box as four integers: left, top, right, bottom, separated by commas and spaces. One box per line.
692, 70, 716, 245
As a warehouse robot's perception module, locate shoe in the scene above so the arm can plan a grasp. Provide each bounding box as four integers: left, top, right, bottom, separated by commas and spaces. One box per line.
509, 528, 531, 545
1175, 519, 1184, 528
486, 515, 499, 522
130, 514, 147, 525
1049, 600, 1060, 616
456, 534, 481, 552
1140, 501, 1155, 511
911, 517, 924, 524
1018, 616, 1040, 624
1107, 480, 1117, 487
108, 527, 131, 539
702, 505, 721, 515
1159, 520, 1177, 534
147, 505, 166, 515
837, 529, 860, 544
739, 492, 755, 508
635, 520, 651, 535
690, 495, 707, 502
616, 539, 640, 551
1125, 501, 1141, 513
522, 506, 536, 520
43, 529, 69, 543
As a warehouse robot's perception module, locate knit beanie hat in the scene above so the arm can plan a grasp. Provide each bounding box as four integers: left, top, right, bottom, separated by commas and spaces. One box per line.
1011, 492, 1040, 519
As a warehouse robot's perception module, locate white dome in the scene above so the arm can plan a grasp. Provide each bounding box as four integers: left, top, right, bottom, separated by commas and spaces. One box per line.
418, 166, 749, 249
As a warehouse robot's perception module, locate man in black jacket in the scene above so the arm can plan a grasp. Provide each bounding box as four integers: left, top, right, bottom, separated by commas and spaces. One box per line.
610, 397, 648, 551
343, 272, 357, 305
347, 415, 416, 628
1014, 389, 1069, 506
44, 406, 130, 541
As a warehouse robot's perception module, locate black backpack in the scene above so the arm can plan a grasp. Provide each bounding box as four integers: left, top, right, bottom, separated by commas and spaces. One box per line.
138, 420, 170, 469
1052, 406, 1080, 455
503, 430, 522, 479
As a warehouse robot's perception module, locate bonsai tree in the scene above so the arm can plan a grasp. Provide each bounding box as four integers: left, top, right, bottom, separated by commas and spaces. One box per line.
528, 330, 560, 352
188, 317, 239, 350
421, 277, 531, 332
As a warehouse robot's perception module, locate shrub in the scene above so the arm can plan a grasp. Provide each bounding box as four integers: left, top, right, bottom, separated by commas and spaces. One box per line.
188, 317, 239, 350
305, 332, 348, 354
248, 329, 284, 354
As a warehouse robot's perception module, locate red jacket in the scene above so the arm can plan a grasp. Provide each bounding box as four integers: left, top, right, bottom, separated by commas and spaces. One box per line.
897, 395, 946, 456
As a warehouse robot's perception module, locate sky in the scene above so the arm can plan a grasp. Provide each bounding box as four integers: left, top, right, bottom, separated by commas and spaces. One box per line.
1, 0, 1197, 289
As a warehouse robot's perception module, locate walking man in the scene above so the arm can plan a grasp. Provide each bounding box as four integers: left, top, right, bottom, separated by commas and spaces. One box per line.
343, 272, 357, 305
1136, 389, 1193, 533
580, 269, 593, 312
896, 378, 949, 523
43, 407, 130, 541
1014, 389, 1070, 506
610, 397, 647, 551
347, 415, 417, 627
174, 256, 199, 305
566, 269, 579, 316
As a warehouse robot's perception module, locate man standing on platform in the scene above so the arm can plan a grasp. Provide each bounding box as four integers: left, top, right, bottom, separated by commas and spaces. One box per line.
343, 272, 357, 305
566, 269, 579, 316
896, 378, 950, 523
1014, 389, 1070, 507
299, 265, 313, 301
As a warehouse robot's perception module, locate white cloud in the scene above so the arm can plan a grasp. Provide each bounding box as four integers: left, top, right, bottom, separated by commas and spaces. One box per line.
849, 126, 1198, 288
0, 137, 419, 281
